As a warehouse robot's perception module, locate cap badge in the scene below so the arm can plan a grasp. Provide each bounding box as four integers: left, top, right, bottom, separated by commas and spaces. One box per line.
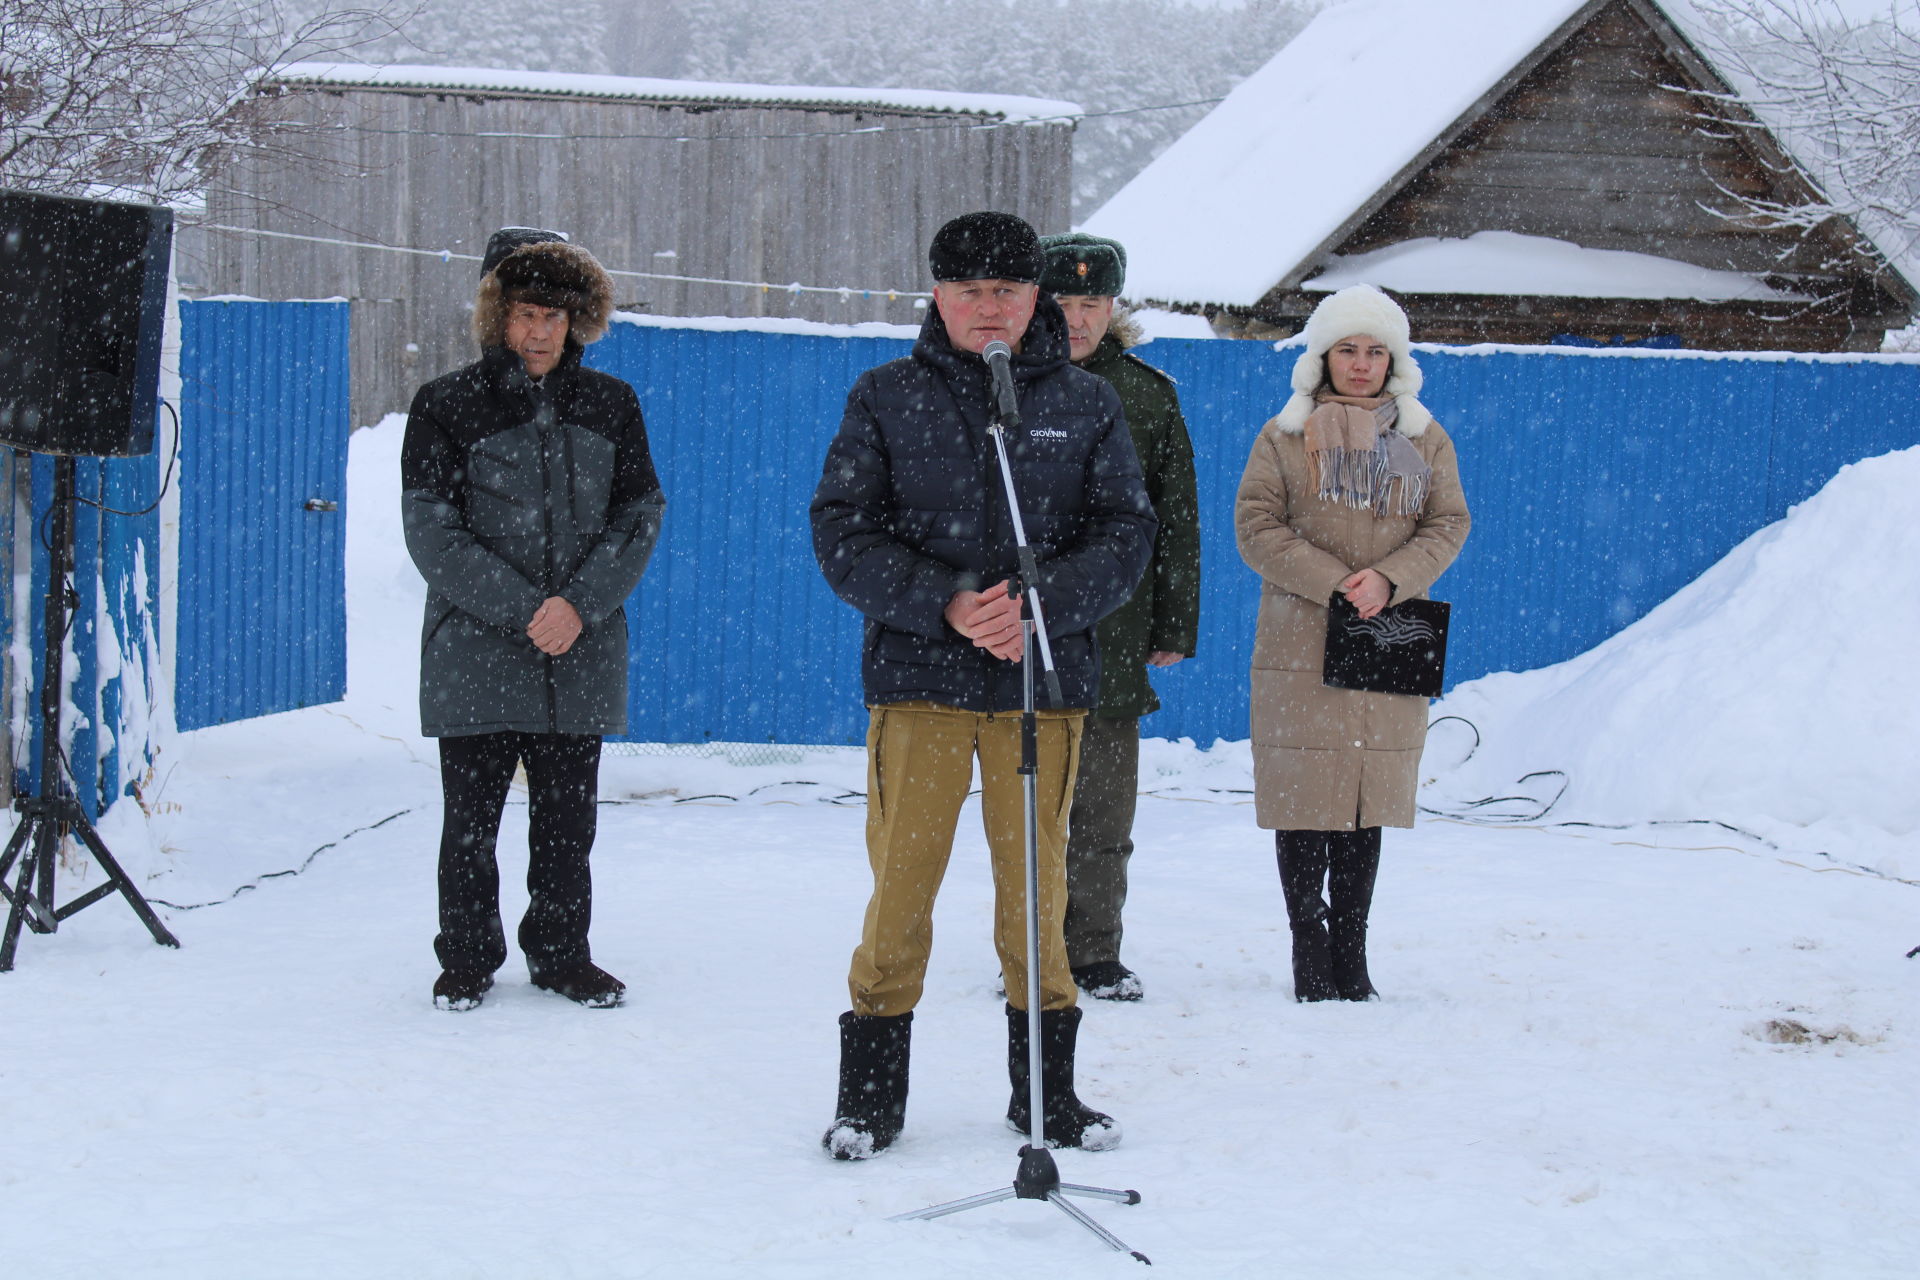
1076, 262, 1089, 277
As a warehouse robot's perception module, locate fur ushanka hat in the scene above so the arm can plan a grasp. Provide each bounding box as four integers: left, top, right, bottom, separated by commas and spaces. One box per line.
928, 211, 1044, 283
1039, 232, 1126, 297
1273, 284, 1431, 437
472, 234, 616, 350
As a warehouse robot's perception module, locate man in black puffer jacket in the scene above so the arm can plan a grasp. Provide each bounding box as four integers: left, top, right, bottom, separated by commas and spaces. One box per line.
403, 229, 664, 1013
811, 212, 1156, 1161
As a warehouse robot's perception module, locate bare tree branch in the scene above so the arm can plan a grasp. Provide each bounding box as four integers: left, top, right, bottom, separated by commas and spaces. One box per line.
1688, 0, 1920, 286
0, 0, 413, 206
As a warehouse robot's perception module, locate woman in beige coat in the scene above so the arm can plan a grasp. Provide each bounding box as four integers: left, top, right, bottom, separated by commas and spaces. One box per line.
1234, 284, 1469, 1001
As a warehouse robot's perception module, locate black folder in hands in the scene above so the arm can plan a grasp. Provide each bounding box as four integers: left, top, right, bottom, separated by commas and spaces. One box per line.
1322, 595, 1450, 698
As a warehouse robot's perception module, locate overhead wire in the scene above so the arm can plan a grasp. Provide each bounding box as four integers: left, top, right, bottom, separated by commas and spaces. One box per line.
191, 89, 1233, 301
189, 221, 936, 300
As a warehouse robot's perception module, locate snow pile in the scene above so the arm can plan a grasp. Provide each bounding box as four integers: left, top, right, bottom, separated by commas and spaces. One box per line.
1128, 307, 1217, 342
1305, 230, 1806, 302
1425, 446, 1920, 878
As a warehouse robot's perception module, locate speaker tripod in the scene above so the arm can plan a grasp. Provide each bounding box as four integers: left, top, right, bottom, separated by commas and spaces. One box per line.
0, 453, 179, 971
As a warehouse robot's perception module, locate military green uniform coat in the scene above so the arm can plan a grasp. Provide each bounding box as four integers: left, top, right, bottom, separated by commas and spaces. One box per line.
1079, 333, 1201, 718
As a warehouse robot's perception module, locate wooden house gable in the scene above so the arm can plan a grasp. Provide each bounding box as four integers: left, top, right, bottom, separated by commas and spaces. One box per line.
1233, 0, 1914, 349
1319, 0, 1872, 288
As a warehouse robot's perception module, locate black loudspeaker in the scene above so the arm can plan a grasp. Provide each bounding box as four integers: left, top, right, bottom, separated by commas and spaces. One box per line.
0, 189, 172, 457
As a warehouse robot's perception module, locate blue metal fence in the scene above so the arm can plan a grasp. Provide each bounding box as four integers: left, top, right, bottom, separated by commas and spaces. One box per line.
175, 300, 350, 732
10, 453, 164, 815
587, 326, 898, 745
587, 323, 1920, 746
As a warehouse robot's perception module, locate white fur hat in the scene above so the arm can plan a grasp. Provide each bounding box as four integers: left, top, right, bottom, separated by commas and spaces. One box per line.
1273, 284, 1431, 436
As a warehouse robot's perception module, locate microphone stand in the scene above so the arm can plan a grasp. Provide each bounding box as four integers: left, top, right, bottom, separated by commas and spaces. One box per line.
890, 348, 1147, 1264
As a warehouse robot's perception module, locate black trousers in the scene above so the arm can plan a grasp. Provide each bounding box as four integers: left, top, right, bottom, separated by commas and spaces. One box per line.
434, 731, 602, 976
1274, 828, 1382, 928
1275, 827, 1382, 1000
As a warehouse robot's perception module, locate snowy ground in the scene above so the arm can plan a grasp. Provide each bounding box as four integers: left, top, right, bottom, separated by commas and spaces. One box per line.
3, 423, 1915, 1278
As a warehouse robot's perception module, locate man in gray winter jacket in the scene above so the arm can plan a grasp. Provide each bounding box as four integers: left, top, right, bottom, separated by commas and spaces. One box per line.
403, 228, 664, 1012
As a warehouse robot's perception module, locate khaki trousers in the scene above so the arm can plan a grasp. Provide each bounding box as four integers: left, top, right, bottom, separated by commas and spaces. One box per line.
849, 700, 1084, 1015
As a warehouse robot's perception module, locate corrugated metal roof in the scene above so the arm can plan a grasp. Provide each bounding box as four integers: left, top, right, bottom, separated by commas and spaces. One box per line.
271, 63, 1082, 123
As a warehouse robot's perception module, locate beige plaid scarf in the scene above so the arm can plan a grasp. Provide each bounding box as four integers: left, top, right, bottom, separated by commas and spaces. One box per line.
1303, 392, 1431, 518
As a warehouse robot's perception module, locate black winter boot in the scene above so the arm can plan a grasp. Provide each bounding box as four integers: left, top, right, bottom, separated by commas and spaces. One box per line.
530, 961, 625, 1008
1072, 960, 1144, 1002
1004, 1004, 1121, 1151
432, 968, 493, 1011
1328, 828, 1382, 1001
1276, 832, 1338, 1002
822, 1011, 912, 1160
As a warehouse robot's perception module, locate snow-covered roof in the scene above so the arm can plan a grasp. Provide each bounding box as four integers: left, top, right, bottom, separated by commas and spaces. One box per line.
271, 63, 1082, 124
1306, 231, 1810, 302
1084, 0, 1591, 307
1086, 0, 1915, 310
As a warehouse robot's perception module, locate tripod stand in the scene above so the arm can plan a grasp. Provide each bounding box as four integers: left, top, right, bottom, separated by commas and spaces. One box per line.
0, 453, 180, 971
891, 394, 1147, 1264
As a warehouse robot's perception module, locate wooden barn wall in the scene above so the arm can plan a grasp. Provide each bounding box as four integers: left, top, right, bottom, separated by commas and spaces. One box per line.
578, 322, 1920, 748
177, 90, 1073, 425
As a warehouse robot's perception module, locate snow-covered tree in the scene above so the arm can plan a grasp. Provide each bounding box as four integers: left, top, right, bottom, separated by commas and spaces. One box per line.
1689, 0, 1920, 345
0, 0, 407, 205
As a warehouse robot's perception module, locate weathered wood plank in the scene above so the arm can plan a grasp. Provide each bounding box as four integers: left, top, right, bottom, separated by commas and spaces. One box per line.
1243, 286, 1876, 351
1466, 113, 1752, 162
193, 85, 1073, 421
1414, 146, 1772, 200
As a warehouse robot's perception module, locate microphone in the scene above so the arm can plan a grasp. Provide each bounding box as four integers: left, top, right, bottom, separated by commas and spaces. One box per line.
981, 339, 1021, 428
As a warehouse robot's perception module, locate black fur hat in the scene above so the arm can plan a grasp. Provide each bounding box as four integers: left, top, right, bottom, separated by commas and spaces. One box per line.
928, 211, 1043, 283
480, 226, 567, 277
472, 239, 616, 348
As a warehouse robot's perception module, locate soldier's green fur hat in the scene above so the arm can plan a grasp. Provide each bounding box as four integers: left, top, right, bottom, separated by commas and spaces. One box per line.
1039, 232, 1126, 297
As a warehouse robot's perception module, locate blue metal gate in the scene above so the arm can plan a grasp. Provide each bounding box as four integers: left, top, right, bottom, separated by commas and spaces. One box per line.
174, 300, 350, 731
587, 323, 1920, 746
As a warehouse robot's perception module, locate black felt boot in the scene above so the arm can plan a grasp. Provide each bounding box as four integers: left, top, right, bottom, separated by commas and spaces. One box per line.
822, 1011, 912, 1160
1328, 828, 1382, 1001
529, 961, 625, 1008
1276, 831, 1339, 1002
1004, 1004, 1121, 1151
